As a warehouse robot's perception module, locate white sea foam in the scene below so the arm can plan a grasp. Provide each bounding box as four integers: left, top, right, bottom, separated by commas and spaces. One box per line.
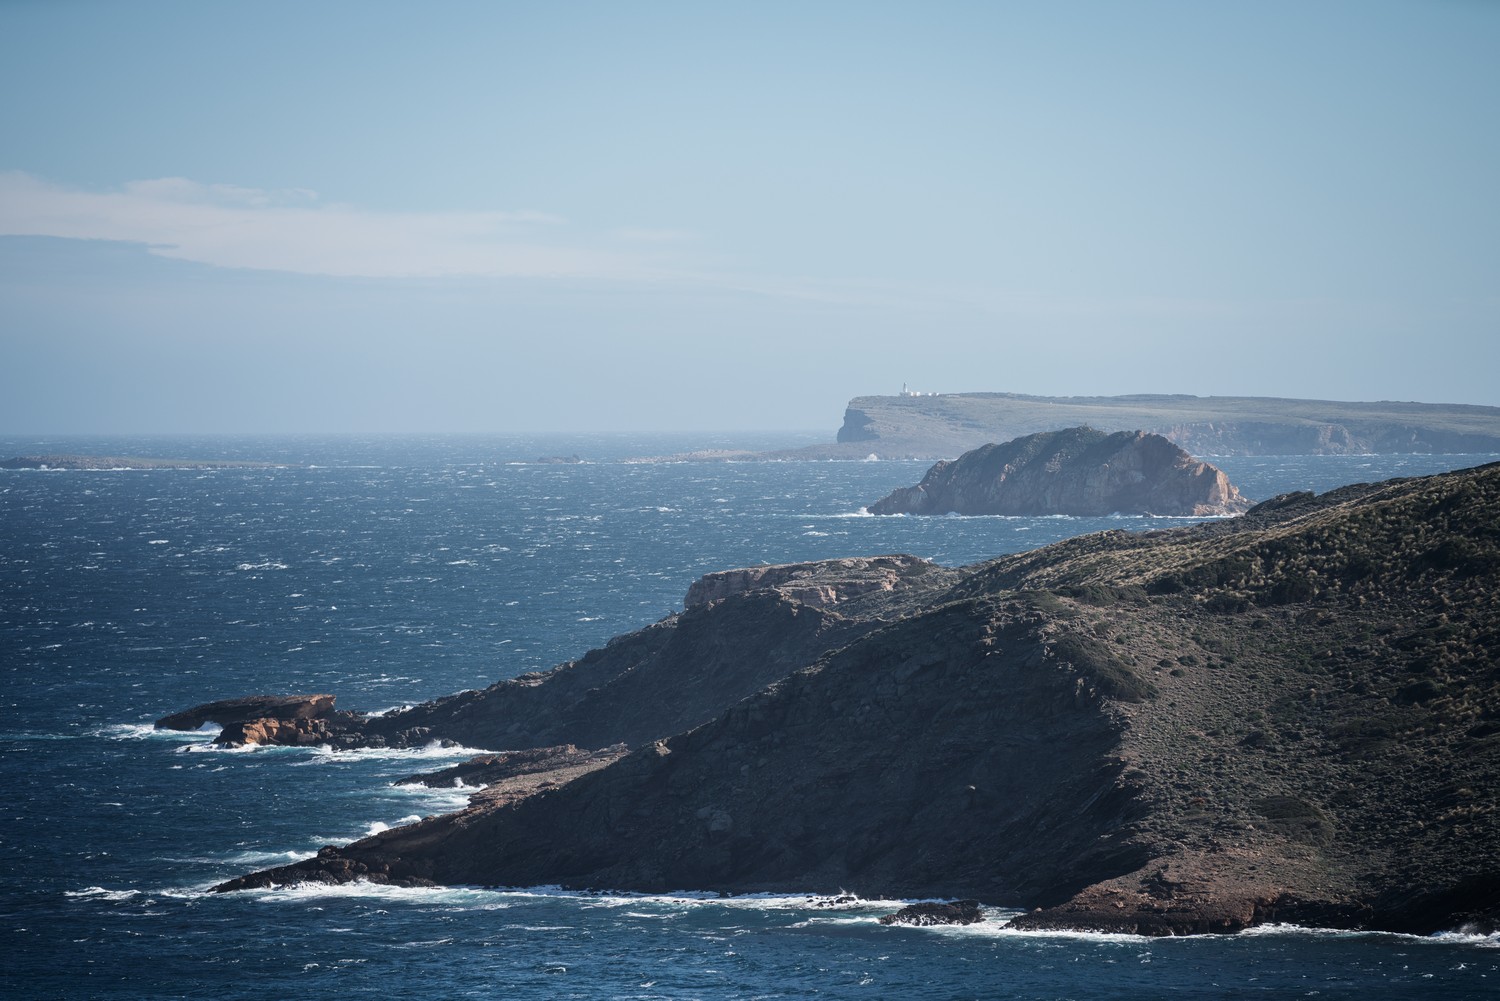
364, 705, 414, 718
964, 916, 1152, 943
386, 782, 475, 813
93, 722, 220, 743
65, 886, 144, 902
288, 740, 495, 764
361, 814, 424, 838
181, 739, 280, 754
1426, 929, 1500, 949
239, 879, 509, 908
1242, 922, 1500, 949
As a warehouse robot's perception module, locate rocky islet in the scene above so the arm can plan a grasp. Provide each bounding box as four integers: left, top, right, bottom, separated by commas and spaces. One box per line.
866, 427, 1251, 517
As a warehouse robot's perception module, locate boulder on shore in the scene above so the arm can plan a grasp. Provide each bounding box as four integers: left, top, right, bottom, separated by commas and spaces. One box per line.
868, 427, 1251, 517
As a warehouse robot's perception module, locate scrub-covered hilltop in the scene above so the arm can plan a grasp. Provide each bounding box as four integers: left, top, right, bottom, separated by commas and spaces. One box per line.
190, 464, 1500, 936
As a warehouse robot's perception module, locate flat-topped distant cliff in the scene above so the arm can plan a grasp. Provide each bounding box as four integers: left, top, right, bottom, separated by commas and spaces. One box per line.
832, 392, 1500, 459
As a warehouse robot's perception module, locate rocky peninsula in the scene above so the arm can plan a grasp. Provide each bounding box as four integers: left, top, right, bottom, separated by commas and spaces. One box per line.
172, 463, 1500, 937
867, 428, 1251, 517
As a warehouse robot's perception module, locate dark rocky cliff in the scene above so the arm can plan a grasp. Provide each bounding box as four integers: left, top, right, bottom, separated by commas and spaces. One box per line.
199, 463, 1500, 937
868, 428, 1250, 517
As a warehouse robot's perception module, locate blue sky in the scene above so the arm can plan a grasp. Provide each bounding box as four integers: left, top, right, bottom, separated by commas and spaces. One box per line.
2, 0, 1496, 433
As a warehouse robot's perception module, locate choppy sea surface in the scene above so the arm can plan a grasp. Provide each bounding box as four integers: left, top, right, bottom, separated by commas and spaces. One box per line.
3, 432, 1497, 1000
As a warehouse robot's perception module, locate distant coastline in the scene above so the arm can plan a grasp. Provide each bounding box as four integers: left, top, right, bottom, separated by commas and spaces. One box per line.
637, 392, 1500, 462
0, 454, 288, 470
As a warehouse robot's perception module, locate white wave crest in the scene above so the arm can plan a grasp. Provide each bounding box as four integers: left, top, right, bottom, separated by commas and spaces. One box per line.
93, 722, 221, 743
289, 740, 496, 764
65, 886, 143, 902
363, 815, 424, 838
386, 782, 475, 813
239, 879, 509, 908
1242, 922, 1500, 949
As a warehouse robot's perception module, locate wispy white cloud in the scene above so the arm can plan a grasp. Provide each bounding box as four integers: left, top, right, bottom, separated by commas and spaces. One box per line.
0, 172, 671, 280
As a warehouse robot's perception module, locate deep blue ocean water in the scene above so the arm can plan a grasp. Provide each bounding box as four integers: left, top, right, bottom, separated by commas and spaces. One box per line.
3, 432, 1497, 1000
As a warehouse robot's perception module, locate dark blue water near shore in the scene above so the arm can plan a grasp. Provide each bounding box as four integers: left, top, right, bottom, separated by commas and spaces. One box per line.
3, 434, 1497, 999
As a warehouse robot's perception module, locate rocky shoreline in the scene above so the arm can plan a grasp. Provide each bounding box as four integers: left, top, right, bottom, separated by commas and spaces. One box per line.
165, 463, 1500, 936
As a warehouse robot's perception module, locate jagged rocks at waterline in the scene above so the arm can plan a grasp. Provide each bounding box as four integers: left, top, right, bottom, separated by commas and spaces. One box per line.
879, 900, 985, 926
868, 428, 1251, 517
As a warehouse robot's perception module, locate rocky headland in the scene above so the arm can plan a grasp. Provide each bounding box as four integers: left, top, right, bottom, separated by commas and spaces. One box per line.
177, 463, 1500, 937
867, 428, 1251, 517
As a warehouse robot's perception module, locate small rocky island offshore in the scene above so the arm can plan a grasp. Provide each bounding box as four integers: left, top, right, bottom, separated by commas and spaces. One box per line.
163, 463, 1500, 936
867, 427, 1251, 517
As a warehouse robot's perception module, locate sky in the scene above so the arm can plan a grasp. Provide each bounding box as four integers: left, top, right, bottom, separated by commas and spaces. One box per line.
1, 0, 1496, 434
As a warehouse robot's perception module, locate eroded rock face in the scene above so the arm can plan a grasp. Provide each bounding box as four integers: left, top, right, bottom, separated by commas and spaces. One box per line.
868, 428, 1251, 517
154, 694, 336, 732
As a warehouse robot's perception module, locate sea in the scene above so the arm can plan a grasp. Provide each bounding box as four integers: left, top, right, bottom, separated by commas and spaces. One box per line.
3, 431, 1497, 1001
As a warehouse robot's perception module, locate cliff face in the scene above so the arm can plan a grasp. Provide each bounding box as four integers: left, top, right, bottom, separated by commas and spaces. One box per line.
868, 428, 1251, 517
831, 393, 1500, 458
203, 463, 1500, 937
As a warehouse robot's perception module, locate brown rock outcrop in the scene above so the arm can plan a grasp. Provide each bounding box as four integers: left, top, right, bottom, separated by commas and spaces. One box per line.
868, 428, 1251, 517
218, 716, 339, 747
